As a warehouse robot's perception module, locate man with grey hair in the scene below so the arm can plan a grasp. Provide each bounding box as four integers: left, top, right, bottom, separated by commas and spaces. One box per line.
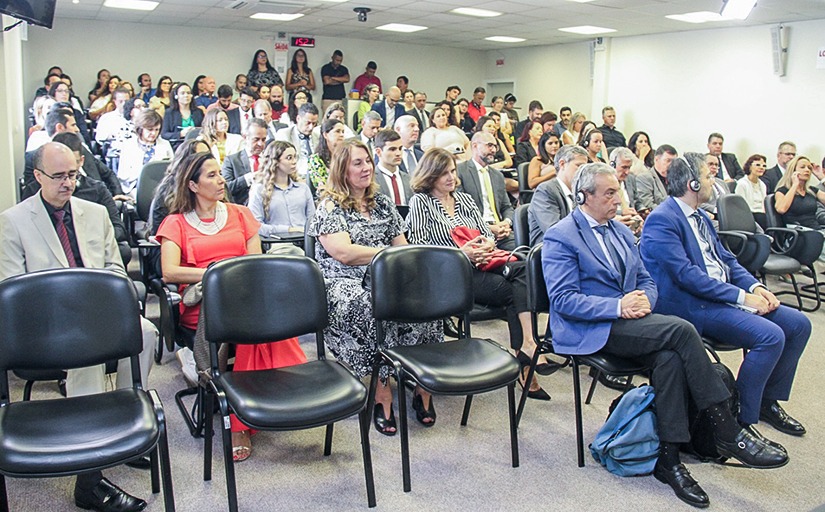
275, 102, 320, 176
224, 118, 269, 205
762, 141, 797, 194
609, 147, 643, 234
598, 106, 626, 148
457, 131, 515, 250
545, 161, 787, 508
635, 144, 678, 215
408, 91, 429, 133
394, 115, 423, 174
707, 132, 743, 181
527, 144, 588, 245
360, 110, 382, 157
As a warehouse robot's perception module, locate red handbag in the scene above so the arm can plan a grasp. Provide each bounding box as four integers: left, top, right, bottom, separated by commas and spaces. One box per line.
450, 226, 517, 271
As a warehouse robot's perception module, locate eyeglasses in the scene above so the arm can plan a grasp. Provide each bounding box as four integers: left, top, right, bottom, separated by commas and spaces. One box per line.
38, 170, 79, 182
706, 162, 719, 168
781, 152, 796, 157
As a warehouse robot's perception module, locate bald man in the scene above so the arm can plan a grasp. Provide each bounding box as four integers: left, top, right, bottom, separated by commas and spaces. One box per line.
371, 85, 406, 128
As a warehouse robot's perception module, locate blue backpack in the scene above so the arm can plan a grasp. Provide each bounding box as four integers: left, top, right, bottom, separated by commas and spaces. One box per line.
589, 384, 659, 476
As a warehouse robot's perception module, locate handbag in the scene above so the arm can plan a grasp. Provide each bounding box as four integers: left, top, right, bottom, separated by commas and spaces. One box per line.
450, 225, 517, 271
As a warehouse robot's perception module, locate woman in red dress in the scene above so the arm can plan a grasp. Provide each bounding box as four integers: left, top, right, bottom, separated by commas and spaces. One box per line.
157, 151, 306, 462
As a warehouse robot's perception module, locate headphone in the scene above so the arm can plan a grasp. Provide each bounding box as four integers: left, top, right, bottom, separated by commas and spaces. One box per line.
573, 172, 586, 205
680, 156, 701, 192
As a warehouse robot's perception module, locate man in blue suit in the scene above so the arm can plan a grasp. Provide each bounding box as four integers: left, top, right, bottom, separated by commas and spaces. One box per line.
371, 86, 406, 128
640, 152, 810, 442
544, 163, 787, 508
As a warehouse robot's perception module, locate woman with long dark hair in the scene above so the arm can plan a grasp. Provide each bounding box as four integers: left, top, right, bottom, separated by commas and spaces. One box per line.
247, 49, 284, 91
285, 48, 315, 98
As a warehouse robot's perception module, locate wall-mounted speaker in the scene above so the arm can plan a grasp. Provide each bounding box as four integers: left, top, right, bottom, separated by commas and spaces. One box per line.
771, 24, 788, 77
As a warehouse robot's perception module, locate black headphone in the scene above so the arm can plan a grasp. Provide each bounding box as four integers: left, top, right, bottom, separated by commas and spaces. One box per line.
680, 156, 701, 192
609, 159, 617, 169
573, 172, 586, 205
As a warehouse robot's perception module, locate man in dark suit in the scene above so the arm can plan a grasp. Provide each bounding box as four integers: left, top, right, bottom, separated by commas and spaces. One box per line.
395, 115, 423, 175
274, 103, 319, 176
359, 111, 382, 158
707, 132, 744, 181
407, 91, 429, 135
640, 152, 809, 441
544, 162, 787, 508
762, 141, 797, 194
528, 144, 588, 245
371, 86, 406, 128
457, 131, 515, 250
222, 118, 268, 205
374, 129, 412, 205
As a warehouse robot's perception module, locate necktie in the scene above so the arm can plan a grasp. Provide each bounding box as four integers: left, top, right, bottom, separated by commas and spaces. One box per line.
390, 173, 401, 205
690, 212, 730, 281
244, 111, 249, 121
419, 110, 427, 129
53, 210, 78, 267
405, 148, 417, 174
252, 154, 259, 172
142, 145, 155, 165
594, 225, 625, 280
480, 167, 500, 223
299, 133, 311, 158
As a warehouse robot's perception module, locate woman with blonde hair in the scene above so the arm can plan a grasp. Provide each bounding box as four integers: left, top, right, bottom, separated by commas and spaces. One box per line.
199, 108, 243, 166
561, 111, 586, 146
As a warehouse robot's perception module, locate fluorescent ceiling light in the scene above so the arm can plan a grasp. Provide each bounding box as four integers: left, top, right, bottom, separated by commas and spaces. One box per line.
565, 0, 596, 3
319, 0, 349, 2
250, 12, 304, 21
376, 23, 427, 33
666, 11, 725, 23
721, 0, 757, 20
451, 7, 502, 17
103, 0, 158, 11
485, 36, 526, 43
558, 25, 616, 35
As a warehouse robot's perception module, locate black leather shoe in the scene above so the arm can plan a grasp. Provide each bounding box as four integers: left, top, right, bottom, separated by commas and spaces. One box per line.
517, 352, 551, 401
740, 423, 786, 454
715, 428, 788, 469
589, 368, 628, 391
373, 403, 397, 436
535, 358, 568, 376
653, 463, 709, 508
443, 318, 460, 338
760, 401, 806, 437
125, 455, 151, 470
412, 393, 436, 427
75, 478, 147, 512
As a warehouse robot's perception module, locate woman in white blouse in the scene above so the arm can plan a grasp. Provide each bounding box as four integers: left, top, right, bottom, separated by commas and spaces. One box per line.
117, 109, 174, 196
248, 141, 315, 237
419, 107, 471, 161
734, 154, 768, 229
199, 109, 243, 166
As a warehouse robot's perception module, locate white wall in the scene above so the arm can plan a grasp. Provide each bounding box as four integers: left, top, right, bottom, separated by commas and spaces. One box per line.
22, 18, 486, 109
484, 19, 825, 166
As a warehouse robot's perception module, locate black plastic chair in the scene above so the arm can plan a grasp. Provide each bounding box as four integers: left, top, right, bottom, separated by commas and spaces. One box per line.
517, 162, 532, 204
201, 255, 376, 511
513, 203, 531, 248
716, 195, 771, 275
764, 194, 822, 311
370, 246, 521, 492
0, 269, 174, 512
524, 244, 649, 467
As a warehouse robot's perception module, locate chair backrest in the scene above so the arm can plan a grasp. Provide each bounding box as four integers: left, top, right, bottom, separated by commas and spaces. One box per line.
717, 194, 757, 233
136, 160, 170, 222
304, 229, 317, 259
202, 255, 328, 344
763, 194, 786, 228
526, 243, 550, 314
0, 269, 142, 373
184, 127, 202, 141
517, 162, 532, 203
513, 204, 531, 248
371, 245, 473, 322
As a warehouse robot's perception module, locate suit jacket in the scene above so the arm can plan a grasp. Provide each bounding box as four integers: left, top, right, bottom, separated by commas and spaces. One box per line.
221, 150, 254, 205
698, 178, 729, 215
456, 159, 514, 224
226, 108, 241, 135
514, 141, 537, 167
0, 194, 123, 281
375, 168, 413, 206
542, 209, 658, 355
761, 165, 783, 194
528, 178, 572, 246
371, 101, 407, 128
23, 146, 122, 200
406, 108, 430, 133
634, 167, 668, 212
640, 197, 759, 332
274, 125, 319, 176
718, 152, 744, 181
161, 108, 204, 142
623, 174, 638, 210
398, 146, 424, 175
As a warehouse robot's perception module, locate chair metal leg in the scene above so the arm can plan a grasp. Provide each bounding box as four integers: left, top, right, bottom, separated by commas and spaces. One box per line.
515, 350, 540, 427
507, 383, 519, 468
216, 393, 239, 512
150, 449, 160, 494
148, 389, 176, 511
395, 363, 412, 493
155, 333, 164, 364
22, 381, 34, 401
323, 424, 334, 456
572, 360, 585, 467
358, 407, 377, 508
460, 395, 474, 426
203, 386, 214, 482
0, 474, 8, 512
584, 368, 599, 405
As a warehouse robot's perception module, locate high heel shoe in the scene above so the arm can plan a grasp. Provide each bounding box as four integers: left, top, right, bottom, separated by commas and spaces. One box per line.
373, 403, 397, 436
412, 393, 436, 427
517, 352, 551, 401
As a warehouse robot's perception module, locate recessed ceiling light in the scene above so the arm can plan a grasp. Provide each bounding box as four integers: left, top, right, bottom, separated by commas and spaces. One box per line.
665, 11, 725, 23
565, 0, 596, 3
103, 0, 158, 11
451, 7, 502, 17
558, 25, 616, 35
250, 13, 305, 21
376, 23, 427, 33
485, 36, 526, 43
319, 0, 349, 2
721, 0, 757, 20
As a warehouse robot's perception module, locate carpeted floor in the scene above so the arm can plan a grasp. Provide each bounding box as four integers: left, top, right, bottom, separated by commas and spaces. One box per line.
3, 265, 825, 512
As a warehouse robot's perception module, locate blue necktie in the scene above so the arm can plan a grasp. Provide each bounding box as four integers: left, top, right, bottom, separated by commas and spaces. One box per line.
594, 224, 625, 280
691, 212, 730, 282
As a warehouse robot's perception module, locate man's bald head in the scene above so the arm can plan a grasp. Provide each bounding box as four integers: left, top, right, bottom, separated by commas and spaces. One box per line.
34, 142, 78, 207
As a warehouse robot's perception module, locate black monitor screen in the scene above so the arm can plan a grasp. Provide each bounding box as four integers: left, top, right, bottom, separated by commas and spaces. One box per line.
0, 0, 57, 29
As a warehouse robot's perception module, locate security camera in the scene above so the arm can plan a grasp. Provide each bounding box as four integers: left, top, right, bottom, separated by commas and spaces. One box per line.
354, 7, 370, 22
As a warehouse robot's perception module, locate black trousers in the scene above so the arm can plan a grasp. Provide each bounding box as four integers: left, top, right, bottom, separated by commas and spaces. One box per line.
472, 261, 528, 350
76, 471, 103, 492
601, 313, 730, 443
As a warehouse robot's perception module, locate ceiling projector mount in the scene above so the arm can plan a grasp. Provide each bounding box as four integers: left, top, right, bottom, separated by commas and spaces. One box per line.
354, 7, 371, 22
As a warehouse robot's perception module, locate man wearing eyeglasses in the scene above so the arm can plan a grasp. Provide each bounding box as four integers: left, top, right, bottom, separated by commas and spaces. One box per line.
0, 141, 155, 512
762, 141, 797, 194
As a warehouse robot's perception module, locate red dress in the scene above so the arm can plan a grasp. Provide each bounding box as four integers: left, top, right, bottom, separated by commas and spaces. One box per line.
157, 203, 307, 431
